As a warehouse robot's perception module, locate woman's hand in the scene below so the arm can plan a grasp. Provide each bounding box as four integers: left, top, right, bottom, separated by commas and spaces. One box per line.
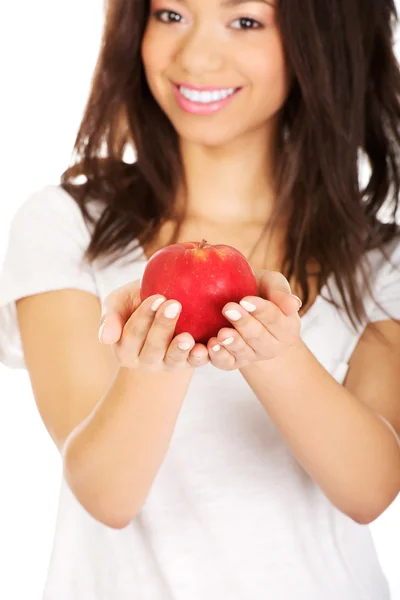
98, 280, 209, 372
206, 270, 302, 371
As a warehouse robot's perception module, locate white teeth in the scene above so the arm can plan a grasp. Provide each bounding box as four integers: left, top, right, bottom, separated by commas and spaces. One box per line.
179, 86, 236, 103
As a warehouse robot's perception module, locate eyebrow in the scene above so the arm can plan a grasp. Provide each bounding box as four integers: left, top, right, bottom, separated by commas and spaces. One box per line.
173, 0, 275, 6
221, 0, 274, 6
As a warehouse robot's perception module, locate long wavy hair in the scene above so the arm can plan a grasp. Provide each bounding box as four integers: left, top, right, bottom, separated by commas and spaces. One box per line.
60, 0, 400, 334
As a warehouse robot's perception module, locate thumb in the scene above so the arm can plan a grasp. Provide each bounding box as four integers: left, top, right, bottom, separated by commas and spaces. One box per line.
255, 270, 302, 316
98, 312, 124, 345
99, 280, 141, 344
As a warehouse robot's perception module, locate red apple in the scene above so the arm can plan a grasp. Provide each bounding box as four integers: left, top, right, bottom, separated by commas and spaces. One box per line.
140, 239, 258, 344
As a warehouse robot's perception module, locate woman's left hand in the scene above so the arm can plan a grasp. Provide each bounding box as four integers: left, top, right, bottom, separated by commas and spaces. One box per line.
207, 270, 303, 371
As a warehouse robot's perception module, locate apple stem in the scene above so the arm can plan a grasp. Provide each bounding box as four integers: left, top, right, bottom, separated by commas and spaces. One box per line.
200, 239, 207, 249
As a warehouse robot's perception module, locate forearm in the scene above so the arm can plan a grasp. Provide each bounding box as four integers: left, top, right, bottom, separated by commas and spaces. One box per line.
62, 366, 194, 528
240, 340, 400, 524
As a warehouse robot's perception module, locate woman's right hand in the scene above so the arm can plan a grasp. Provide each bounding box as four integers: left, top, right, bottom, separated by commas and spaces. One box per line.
98, 279, 210, 372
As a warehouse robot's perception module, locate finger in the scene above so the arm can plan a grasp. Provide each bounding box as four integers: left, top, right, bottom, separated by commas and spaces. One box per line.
164, 333, 196, 369
219, 328, 256, 360
222, 301, 270, 349
139, 300, 182, 365
211, 327, 254, 366
187, 342, 210, 368
238, 296, 301, 346
99, 312, 125, 345
208, 334, 236, 365
99, 280, 142, 344
254, 270, 302, 316
115, 294, 167, 361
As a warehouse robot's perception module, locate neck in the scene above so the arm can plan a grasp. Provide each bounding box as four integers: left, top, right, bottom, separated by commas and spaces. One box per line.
175, 126, 280, 226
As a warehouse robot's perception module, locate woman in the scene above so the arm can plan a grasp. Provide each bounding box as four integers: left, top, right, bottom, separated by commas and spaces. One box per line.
1, 0, 399, 598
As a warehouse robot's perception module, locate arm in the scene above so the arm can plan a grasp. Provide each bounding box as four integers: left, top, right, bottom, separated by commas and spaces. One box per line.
239, 328, 400, 524
17, 284, 208, 531
63, 366, 194, 529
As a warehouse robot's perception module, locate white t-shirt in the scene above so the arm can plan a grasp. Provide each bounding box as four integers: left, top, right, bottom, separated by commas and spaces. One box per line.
1, 185, 399, 600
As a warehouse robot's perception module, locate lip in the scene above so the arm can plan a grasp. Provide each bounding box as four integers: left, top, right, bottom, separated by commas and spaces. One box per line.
174, 81, 240, 92
172, 83, 242, 116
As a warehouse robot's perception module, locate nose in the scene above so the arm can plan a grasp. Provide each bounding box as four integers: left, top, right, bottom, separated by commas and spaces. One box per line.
175, 26, 224, 77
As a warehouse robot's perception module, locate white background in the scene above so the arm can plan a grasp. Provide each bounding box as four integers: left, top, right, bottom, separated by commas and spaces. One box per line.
0, 2, 399, 599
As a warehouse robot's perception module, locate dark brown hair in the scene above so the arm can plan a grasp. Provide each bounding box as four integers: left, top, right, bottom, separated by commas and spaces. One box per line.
61, 0, 400, 334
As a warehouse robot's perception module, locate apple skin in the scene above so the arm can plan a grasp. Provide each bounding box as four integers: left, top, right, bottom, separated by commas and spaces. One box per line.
140, 240, 258, 344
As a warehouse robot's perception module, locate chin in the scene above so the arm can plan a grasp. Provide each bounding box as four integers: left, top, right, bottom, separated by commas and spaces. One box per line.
174, 121, 248, 149
180, 134, 236, 148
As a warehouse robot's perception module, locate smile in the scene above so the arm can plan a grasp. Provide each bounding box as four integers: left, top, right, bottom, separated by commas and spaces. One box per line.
172, 83, 242, 115
179, 85, 237, 104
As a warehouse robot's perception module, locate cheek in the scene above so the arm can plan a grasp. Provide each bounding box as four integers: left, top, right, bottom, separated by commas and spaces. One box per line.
250, 49, 289, 109
141, 27, 168, 80
141, 35, 164, 104
141, 31, 177, 109
141, 29, 155, 75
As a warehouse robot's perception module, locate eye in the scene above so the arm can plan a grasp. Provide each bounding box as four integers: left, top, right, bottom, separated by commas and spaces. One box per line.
152, 10, 186, 24
231, 17, 264, 30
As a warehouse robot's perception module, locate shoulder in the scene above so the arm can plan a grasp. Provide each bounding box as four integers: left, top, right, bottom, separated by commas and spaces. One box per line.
14, 184, 76, 216
10, 184, 93, 235
368, 233, 400, 296
7, 184, 109, 257
365, 233, 400, 279
360, 234, 400, 323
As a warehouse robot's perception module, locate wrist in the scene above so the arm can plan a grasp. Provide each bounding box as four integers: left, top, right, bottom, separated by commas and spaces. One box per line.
244, 338, 307, 375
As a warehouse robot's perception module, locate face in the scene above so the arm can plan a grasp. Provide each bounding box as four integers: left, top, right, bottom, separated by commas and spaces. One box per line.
141, 0, 290, 148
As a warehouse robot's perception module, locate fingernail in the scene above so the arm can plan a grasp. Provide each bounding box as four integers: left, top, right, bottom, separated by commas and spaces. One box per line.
291, 295, 302, 310
164, 302, 181, 319
240, 300, 257, 312
151, 297, 166, 311
98, 321, 106, 343
178, 341, 191, 351
222, 337, 235, 346
211, 344, 221, 352
224, 310, 242, 321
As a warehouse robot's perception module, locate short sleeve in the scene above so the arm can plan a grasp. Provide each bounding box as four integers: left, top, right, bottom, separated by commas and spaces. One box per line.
0, 185, 98, 369
369, 236, 400, 322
